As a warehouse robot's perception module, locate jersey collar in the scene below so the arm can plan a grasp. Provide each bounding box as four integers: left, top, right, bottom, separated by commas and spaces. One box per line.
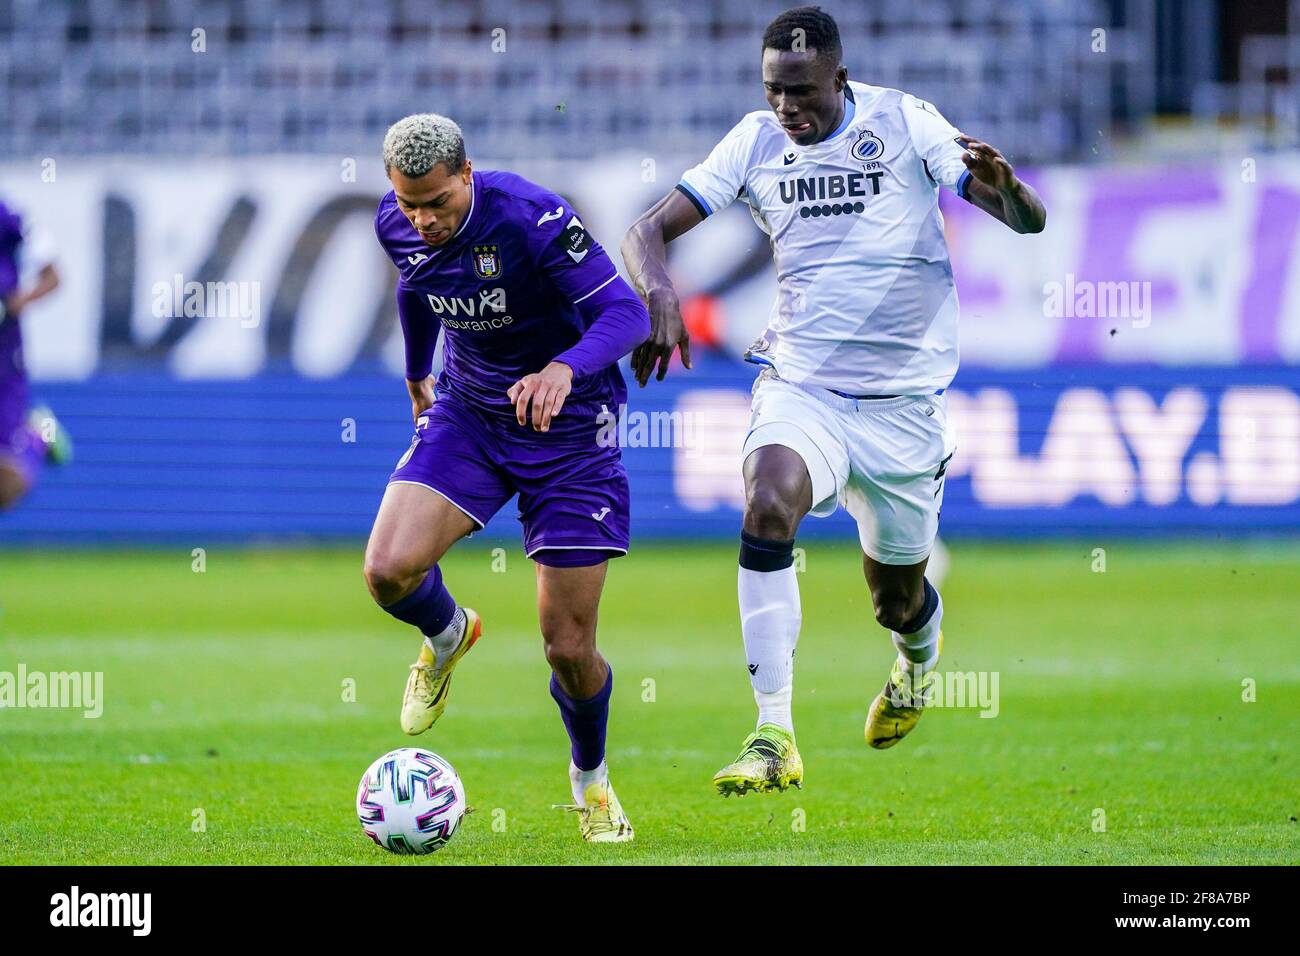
449, 171, 478, 243
825, 85, 856, 141
413, 171, 478, 259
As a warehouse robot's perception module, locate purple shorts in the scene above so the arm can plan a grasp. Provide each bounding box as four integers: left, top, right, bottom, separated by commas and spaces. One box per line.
0, 376, 33, 480
389, 396, 630, 566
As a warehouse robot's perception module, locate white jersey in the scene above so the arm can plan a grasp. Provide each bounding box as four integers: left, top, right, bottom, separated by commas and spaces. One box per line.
677, 80, 972, 395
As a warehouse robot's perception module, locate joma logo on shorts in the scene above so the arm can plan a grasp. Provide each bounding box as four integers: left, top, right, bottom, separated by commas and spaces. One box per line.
426, 288, 507, 317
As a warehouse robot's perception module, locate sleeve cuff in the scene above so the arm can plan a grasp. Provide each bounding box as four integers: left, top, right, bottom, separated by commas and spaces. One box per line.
675, 181, 713, 219
956, 168, 973, 200
550, 352, 586, 380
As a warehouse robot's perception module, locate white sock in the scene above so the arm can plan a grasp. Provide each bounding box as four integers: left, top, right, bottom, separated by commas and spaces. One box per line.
569, 759, 609, 805
739, 565, 800, 732
892, 584, 943, 688
755, 684, 793, 732
423, 606, 466, 669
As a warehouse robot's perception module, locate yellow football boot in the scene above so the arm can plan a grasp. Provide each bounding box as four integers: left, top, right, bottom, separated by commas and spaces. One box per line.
399, 608, 481, 735
712, 723, 804, 796
555, 780, 635, 843
865, 630, 943, 749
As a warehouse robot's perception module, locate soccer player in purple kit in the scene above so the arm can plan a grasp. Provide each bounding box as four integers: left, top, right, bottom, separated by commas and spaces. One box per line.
0, 198, 70, 511
364, 114, 648, 843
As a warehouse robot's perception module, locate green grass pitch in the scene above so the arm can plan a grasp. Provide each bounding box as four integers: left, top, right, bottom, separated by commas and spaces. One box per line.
0, 541, 1295, 865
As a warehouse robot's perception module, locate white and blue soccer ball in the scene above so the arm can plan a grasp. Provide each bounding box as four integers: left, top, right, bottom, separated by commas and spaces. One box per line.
356, 748, 467, 854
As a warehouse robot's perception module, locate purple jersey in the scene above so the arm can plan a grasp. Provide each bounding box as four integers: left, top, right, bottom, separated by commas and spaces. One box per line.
0, 201, 28, 391
0, 200, 43, 477
375, 170, 645, 437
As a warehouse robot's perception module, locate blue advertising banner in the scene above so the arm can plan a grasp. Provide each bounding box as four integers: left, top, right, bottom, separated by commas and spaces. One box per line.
4, 359, 1300, 546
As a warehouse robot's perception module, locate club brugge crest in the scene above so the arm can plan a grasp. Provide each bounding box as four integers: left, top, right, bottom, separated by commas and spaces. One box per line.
472, 244, 502, 279
851, 130, 885, 162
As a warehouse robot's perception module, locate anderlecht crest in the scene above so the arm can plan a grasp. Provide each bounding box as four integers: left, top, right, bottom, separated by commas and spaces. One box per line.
472, 244, 502, 279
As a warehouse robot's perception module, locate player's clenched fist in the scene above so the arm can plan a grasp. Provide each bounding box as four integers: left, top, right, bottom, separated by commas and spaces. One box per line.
508, 361, 573, 432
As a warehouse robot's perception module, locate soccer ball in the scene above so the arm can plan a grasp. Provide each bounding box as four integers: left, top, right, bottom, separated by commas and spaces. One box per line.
356, 748, 467, 854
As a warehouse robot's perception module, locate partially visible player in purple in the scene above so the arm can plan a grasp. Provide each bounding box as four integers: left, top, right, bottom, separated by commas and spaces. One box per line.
0, 198, 69, 511
364, 114, 647, 843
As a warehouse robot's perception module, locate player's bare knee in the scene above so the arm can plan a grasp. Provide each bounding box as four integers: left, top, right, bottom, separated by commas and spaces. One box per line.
363, 553, 423, 606
543, 629, 595, 674
541, 603, 596, 656
743, 484, 802, 540
873, 591, 924, 632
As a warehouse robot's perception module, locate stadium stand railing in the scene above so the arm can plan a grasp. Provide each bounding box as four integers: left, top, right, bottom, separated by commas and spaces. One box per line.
4, 0, 1163, 164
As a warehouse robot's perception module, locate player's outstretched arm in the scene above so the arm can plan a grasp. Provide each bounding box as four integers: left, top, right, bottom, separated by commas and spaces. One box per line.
1, 263, 59, 321
621, 189, 704, 386
956, 135, 1046, 235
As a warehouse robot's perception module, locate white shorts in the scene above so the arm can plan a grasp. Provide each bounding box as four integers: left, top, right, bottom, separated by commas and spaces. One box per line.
741, 370, 957, 565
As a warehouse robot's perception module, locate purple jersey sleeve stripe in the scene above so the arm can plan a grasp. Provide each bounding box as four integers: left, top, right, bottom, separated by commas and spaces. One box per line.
571, 271, 619, 305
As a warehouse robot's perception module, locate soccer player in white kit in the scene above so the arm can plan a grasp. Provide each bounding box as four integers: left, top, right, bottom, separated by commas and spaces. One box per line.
622, 5, 1045, 795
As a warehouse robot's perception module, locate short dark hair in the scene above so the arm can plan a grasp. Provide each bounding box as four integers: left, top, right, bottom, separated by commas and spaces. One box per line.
762, 6, 843, 68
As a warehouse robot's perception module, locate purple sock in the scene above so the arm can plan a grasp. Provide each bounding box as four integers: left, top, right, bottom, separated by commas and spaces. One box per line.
550, 667, 613, 772
381, 564, 457, 637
